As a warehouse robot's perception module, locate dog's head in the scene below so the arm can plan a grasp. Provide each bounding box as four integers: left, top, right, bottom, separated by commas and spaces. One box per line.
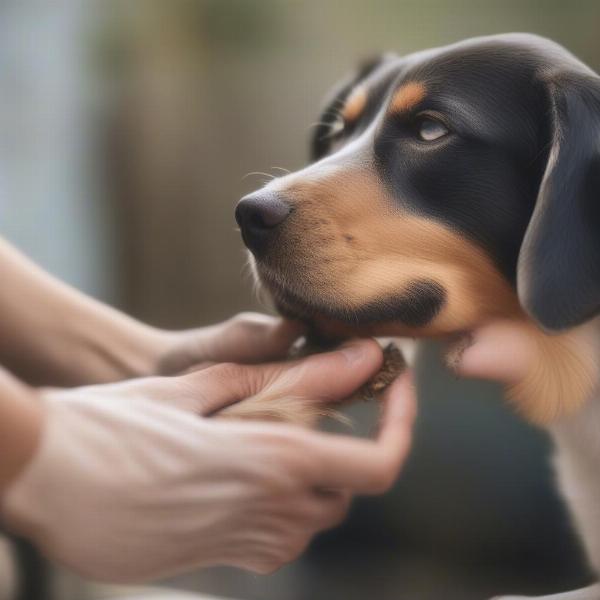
236, 34, 600, 340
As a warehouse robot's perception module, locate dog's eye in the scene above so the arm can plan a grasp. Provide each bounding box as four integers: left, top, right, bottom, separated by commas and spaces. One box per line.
417, 117, 449, 141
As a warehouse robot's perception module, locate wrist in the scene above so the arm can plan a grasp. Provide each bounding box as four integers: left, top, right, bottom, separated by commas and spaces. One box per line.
69, 315, 176, 382
41, 289, 179, 384
0, 374, 44, 494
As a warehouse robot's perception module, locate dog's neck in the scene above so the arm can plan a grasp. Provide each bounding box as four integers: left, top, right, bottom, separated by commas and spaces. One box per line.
503, 316, 600, 425
549, 386, 600, 456
545, 338, 600, 576
548, 317, 600, 442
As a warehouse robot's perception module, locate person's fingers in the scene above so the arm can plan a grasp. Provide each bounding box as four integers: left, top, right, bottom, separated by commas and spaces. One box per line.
268, 338, 384, 403
181, 361, 216, 374
181, 338, 383, 416
446, 320, 536, 385
304, 371, 416, 494
216, 314, 306, 364
276, 490, 351, 532
310, 490, 352, 529
199, 314, 305, 365
285, 497, 351, 541
156, 331, 215, 375
158, 314, 305, 375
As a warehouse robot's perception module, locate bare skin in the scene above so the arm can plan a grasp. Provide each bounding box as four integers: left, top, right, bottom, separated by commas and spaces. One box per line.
0, 237, 416, 582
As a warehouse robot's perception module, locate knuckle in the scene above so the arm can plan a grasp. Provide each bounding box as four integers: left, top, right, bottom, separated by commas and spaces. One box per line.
285, 539, 309, 562
287, 442, 317, 472
252, 560, 282, 575
371, 464, 398, 493
319, 502, 349, 529
332, 499, 351, 525
204, 361, 245, 383
288, 534, 313, 562
282, 441, 321, 481
232, 312, 271, 331
273, 534, 308, 565
248, 563, 267, 575
235, 311, 258, 322
329, 511, 346, 528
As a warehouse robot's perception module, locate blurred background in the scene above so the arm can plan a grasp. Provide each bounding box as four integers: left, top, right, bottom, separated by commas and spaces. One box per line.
1, 1, 600, 599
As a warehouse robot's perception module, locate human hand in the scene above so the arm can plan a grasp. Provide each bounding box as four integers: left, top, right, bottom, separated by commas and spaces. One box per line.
157, 312, 305, 375
1, 340, 416, 583
446, 318, 599, 423
446, 320, 540, 386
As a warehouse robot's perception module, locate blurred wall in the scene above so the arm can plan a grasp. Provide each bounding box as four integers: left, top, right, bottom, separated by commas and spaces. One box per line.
0, 1, 115, 301
101, 0, 600, 328
2, 1, 600, 599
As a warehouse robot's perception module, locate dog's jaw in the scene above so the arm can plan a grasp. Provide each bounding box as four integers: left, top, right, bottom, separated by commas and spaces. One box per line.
254, 252, 599, 426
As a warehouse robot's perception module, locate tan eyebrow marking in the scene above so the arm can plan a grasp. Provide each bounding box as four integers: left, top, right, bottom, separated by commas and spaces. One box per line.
341, 85, 368, 122
389, 82, 426, 114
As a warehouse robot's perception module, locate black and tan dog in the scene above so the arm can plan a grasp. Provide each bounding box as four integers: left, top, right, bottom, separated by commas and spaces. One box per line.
235, 34, 600, 599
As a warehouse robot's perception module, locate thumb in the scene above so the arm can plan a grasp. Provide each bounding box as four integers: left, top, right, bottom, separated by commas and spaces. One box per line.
181, 338, 384, 416
446, 320, 537, 385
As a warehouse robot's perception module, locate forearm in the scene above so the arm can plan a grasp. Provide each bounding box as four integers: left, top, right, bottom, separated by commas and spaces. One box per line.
0, 368, 43, 494
0, 238, 172, 386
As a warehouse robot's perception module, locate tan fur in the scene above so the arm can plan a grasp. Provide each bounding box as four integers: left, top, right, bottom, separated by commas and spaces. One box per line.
506, 321, 598, 424
342, 86, 368, 122
216, 368, 349, 427
218, 391, 329, 427
389, 82, 426, 114
216, 342, 406, 426
244, 164, 596, 426
264, 168, 520, 336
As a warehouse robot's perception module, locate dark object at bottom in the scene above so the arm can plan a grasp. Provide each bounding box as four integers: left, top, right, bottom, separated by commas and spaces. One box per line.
9, 532, 50, 600
359, 343, 407, 400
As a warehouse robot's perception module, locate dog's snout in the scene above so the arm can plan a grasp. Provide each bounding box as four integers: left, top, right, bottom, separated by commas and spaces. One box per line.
236, 192, 292, 255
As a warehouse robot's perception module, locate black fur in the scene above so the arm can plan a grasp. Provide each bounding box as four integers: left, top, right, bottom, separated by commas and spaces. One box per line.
310, 55, 390, 160
239, 34, 600, 331
312, 34, 600, 331
270, 278, 445, 328
518, 73, 600, 329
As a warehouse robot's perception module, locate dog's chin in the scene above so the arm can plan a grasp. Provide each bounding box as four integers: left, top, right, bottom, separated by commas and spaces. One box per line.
257, 272, 355, 332
268, 284, 384, 341
254, 266, 443, 340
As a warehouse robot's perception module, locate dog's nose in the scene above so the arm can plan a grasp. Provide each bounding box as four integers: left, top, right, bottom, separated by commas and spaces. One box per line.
235, 192, 292, 255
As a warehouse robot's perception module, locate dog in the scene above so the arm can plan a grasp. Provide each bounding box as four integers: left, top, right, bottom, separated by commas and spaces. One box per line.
234, 34, 600, 599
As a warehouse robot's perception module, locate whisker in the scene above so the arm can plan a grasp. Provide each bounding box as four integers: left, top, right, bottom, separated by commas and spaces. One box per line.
242, 171, 276, 181
271, 166, 291, 174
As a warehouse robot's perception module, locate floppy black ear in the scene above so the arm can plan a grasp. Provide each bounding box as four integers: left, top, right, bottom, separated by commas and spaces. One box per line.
310, 55, 389, 161
517, 73, 600, 331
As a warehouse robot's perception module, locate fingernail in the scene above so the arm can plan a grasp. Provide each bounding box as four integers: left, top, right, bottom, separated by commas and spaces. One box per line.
339, 341, 367, 365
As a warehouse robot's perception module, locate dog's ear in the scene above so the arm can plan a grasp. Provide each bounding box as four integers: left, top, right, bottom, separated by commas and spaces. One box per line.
310, 55, 389, 161
517, 73, 600, 331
